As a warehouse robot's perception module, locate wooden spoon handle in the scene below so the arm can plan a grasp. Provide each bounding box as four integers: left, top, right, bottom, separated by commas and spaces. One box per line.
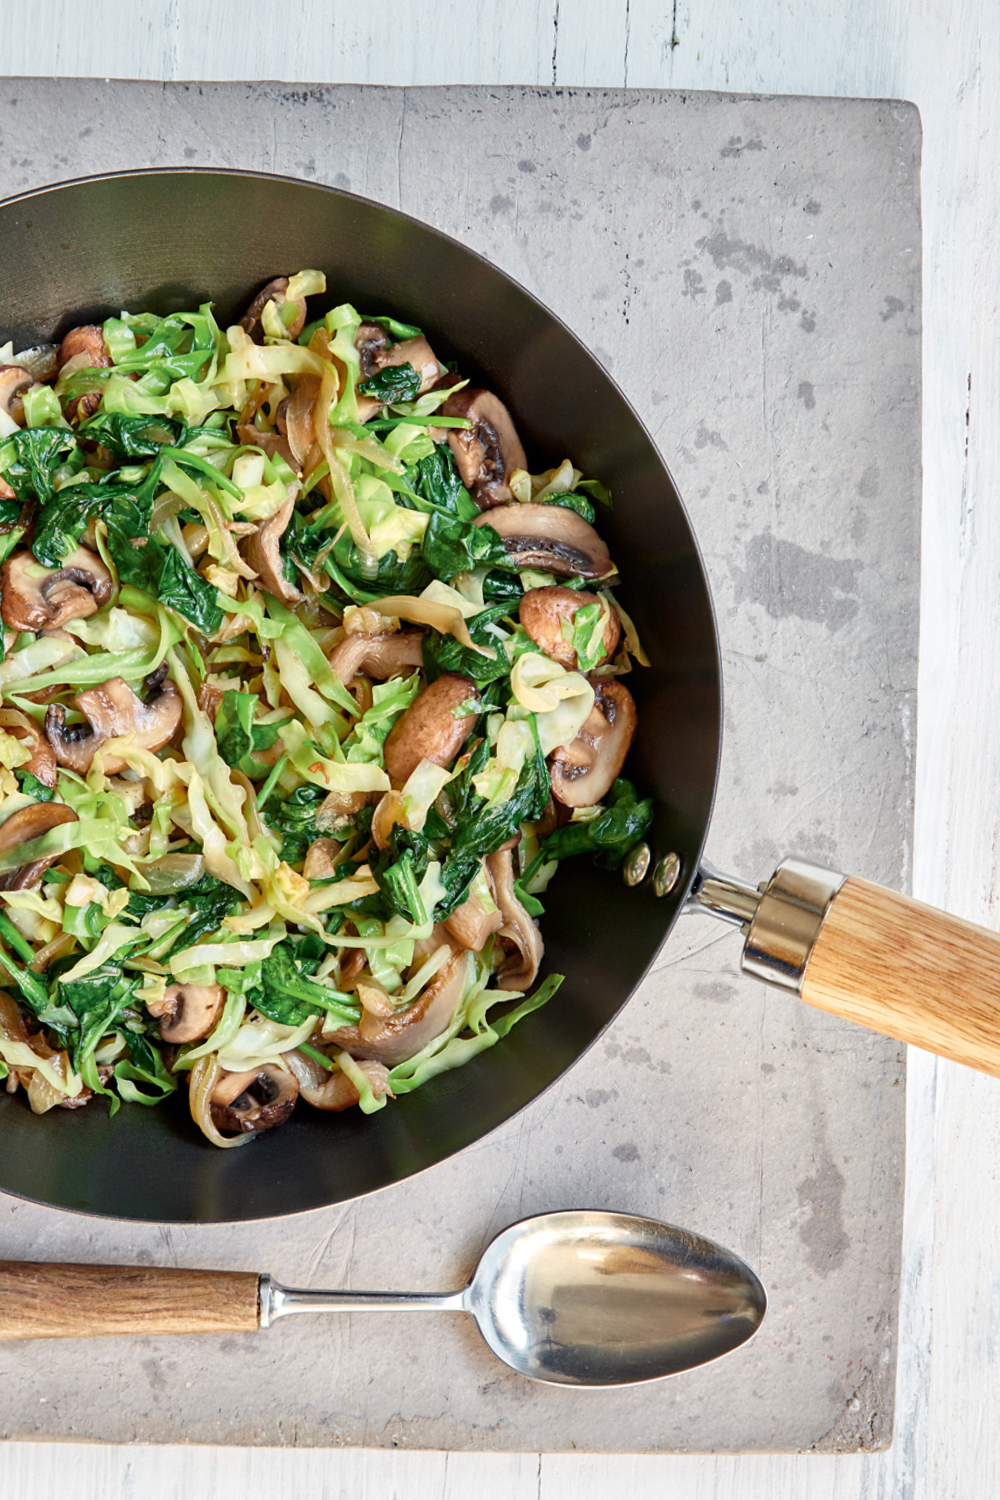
801, 876, 1000, 1075
0, 1262, 260, 1340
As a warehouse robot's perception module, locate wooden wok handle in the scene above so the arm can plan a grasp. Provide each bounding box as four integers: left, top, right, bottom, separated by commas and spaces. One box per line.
720, 857, 1000, 1076
800, 877, 1000, 1075
0, 1262, 261, 1340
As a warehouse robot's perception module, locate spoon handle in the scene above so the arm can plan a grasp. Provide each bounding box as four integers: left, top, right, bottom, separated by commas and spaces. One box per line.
0, 1261, 261, 1340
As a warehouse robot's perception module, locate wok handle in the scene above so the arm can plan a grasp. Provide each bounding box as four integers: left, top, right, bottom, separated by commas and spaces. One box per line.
800, 877, 1000, 1074
712, 856, 1000, 1076
0, 1261, 261, 1340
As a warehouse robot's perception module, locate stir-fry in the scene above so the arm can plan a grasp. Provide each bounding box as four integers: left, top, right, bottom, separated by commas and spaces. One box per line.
0, 272, 652, 1146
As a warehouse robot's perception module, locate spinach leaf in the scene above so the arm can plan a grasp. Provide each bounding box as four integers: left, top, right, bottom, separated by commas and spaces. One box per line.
105, 516, 224, 634
421, 510, 515, 580
543, 491, 595, 524
264, 784, 327, 863
0, 428, 77, 506
421, 600, 513, 686
358, 362, 422, 403
401, 447, 478, 520
254, 944, 360, 1028
539, 778, 653, 870
14, 769, 55, 802
114, 1030, 178, 1104
32, 460, 160, 567
435, 740, 551, 916
78, 412, 194, 457
162, 876, 242, 956
58, 961, 140, 1073
214, 690, 281, 779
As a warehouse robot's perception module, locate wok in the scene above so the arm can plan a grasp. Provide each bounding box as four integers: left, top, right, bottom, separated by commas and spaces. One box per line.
0, 170, 996, 1225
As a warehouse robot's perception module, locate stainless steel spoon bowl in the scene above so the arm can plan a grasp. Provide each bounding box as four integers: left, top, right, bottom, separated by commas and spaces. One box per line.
262, 1209, 767, 1386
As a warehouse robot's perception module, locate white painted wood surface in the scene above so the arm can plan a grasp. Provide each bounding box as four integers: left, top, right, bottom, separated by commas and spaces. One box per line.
1, 2, 998, 1495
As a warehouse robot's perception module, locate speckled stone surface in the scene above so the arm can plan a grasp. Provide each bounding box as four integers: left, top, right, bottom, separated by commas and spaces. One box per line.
0, 83, 919, 1452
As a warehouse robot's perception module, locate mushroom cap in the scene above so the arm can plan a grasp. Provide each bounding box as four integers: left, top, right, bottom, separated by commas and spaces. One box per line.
242, 491, 302, 605
487, 847, 545, 990
239, 277, 306, 343
57, 326, 111, 371
0, 547, 113, 633
0, 801, 78, 890
382, 672, 478, 784
519, 586, 620, 669
327, 629, 424, 683
0, 708, 57, 788
443, 388, 527, 508
209, 1064, 299, 1136
0, 365, 34, 425
330, 940, 468, 1066
474, 503, 613, 578
151, 983, 225, 1045
549, 679, 637, 808
45, 669, 183, 775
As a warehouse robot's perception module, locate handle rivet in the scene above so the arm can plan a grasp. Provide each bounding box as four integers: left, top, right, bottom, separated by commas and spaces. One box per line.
623, 842, 652, 887
653, 853, 681, 897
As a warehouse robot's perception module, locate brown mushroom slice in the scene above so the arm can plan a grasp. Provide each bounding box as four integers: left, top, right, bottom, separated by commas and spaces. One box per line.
354, 323, 390, 376
0, 547, 113, 633
0, 801, 78, 891
315, 789, 374, 833
148, 983, 224, 1044
549, 679, 637, 809
57, 326, 111, 372
242, 492, 302, 605
0, 365, 35, 428
8, 345, 58, 383
209, 1064, 299, 1136
299, 1057, 392, 1112
376, 336, 441, 394
487, 847, 544, 991
519, 586, 620, 670
443, 388, 528, 509
0, 708, 57, 788
329, 941, 468, 1066
445, 862, 504, 952
474, 503, 613, 579
382, 672, 478, 784
327, 628, 424, 683
239, 277, 307, 343
278, 373, 321, 468
45, 666, 183, 775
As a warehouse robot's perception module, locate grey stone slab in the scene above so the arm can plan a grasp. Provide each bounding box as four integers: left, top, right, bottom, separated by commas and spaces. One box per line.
0, 83, 919, 1452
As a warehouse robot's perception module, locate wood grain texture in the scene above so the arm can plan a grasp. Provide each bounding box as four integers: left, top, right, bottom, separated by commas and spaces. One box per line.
0, 1263, 260, 1340
802, 877, 1000, 1075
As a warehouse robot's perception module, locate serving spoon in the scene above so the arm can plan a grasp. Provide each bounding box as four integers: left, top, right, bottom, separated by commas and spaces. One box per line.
0, 1210, 765, 1386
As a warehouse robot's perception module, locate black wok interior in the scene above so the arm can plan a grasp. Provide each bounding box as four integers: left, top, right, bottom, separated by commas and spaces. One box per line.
0, 170, 722, 1221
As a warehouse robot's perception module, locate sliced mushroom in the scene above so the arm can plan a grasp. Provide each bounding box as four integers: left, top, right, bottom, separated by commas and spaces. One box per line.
209, 1064, 299, 1135
487, 847, 544, 991
327, 629, 424, 683
355, 323, 390, 376
549, 679, 637, 808
291, 1053, 392, 1112
442, 388, 527, 509
519, 586, 620, 669
0, 547, 113, 632
57, 326, 111, 371
0, 366, 34, 428
382, 672, 477, 784
0, 708, 57, 788
474, 503, 613, 578
148, 983, 224, 1044
445, 861, 504, 952
315, 789, 374, 832
239, 277, 307, 343
8, 345, 59, 383
235, 421, 297, 470
329, 937, 468, 1066
45, 666, 183, 775
242, 492, 302, 605
0, 801, 78, 891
